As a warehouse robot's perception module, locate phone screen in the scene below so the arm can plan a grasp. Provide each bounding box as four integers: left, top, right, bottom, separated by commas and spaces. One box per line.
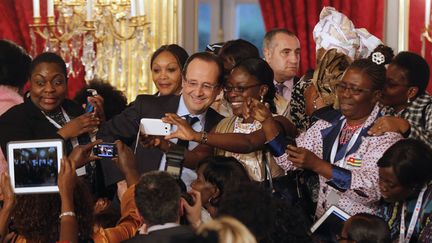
93, 143, 117, 158
85, 102, 94, 113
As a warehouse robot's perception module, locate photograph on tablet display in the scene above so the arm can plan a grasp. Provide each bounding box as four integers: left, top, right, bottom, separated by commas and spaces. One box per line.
7, 139, 63, 194
12, 146, 59, 188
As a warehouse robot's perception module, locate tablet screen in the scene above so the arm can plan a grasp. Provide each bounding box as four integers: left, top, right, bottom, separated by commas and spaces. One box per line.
7, 139, 63, 194
12, 146, 59, 188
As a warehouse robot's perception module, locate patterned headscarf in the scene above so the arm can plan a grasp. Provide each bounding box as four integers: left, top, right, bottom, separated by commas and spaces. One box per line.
312, 7, 382, 108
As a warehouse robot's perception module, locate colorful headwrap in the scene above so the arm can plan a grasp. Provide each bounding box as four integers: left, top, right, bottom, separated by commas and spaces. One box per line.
311, 7, 383, 108
313, 7, 382, 61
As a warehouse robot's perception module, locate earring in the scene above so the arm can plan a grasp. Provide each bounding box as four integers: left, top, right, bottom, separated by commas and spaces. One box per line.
260, 95, 264, 103
407, 97, 411, 104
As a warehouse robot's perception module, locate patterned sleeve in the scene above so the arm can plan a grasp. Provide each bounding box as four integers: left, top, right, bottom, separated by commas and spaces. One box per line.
289, 77, 311, 131
273, 121, 325, 171
408, 103, 432, 148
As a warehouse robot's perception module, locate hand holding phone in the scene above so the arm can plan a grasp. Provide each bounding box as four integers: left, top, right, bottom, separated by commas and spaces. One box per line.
85, 89, 98, 113
140, 118, 171, 136
93, 143, 118, 158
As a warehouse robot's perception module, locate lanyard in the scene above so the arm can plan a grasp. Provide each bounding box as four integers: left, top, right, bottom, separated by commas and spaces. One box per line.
329, 119, 363, 166
42, 107, 79, 147
400, 185, 427, 243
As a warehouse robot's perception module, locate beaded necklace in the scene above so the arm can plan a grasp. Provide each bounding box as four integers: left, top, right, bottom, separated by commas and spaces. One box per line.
339, 123, 363, 145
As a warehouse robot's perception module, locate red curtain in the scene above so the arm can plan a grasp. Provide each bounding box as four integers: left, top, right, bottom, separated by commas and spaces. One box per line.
0, 0, 85, 98
259, 0, 384, 77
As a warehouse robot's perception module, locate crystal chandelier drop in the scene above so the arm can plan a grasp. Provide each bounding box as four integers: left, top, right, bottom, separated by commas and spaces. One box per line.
30, 0, 150, 84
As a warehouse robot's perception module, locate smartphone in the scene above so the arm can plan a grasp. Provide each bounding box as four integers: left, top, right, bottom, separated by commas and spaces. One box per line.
93, 143, 117, 158
85, 89, 98, 113
140, 118, 171, 136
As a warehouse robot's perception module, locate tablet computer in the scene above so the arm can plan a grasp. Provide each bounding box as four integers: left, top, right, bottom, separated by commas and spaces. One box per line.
310, 205, 351, 241
7, 139, 63, 194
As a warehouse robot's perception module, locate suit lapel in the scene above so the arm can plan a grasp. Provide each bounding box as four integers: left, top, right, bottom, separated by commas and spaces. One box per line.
203, 108, 224, 132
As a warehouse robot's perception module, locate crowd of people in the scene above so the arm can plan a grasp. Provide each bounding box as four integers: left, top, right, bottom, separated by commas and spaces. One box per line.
0, 6, 431, 243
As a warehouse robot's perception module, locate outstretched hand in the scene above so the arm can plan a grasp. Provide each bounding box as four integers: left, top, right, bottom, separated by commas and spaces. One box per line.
113, 140, 140, 186
368, 116, 410, 136
68, 139, 102, 168
162, 113, 200, 142
58, 156, 77, 200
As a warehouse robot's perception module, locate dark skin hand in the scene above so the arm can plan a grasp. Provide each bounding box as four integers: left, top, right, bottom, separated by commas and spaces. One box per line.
87, 95, 106, 122
286, 145, 332, 179
368, 116, 410, 136
68, 139, 102, 168
0, 172, 15, 243
113, 140, 140, 186
58, 157, 78, 243
57, 113, 101, 140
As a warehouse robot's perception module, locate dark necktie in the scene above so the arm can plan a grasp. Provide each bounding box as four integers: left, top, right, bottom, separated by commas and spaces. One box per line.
177, 115, 199, 148
275, 83, 285, 95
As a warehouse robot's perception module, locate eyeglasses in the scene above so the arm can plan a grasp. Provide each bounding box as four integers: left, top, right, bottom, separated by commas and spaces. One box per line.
223, 83, 261, 93
184, 79, 219, 92
335, 83, 371, 95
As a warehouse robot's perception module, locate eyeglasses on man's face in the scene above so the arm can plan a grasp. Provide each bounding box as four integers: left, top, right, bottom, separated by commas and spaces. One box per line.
184, 79, 219, 92
335, 82, 371, 95
223, 83, 261, 93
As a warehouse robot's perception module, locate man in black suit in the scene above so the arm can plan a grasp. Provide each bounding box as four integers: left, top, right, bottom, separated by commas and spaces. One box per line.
98, 52, 225, 185
122, 171, 195, 243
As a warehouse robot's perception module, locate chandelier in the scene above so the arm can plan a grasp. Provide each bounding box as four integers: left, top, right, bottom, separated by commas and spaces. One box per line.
30, 0, 151, 97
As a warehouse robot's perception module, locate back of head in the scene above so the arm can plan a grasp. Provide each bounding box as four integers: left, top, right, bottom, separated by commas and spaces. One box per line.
12, 178, 94, 242
217, 182, 273, 241
30, 52, 67, 78
234, 58, 277, 113
151, 44, 189, 69
347, 58, 386, 91
0, 40, 31, 88
346, 213, 391, 243
73, 78, 127, 120
391, 51, 430, 95
135, 171, 181, 226
198, 156, 251, 206
377, 139, 432, 188
218, 39, 260, 70
196, 216, 257, 243
182, 51, 225, 86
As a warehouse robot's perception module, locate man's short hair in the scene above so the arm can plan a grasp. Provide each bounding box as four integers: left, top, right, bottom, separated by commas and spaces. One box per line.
182, 52, 225, 86
134, 171, 181, 226
263, 28, 297, 50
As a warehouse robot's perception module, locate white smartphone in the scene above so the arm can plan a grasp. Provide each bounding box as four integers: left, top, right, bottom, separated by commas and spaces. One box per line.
140, 118, 171, 136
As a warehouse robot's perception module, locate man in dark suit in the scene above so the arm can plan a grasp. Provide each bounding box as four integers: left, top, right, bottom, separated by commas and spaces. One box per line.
98, 52, 225, 185
263, 29, 301, 117
122, 171, 195, 243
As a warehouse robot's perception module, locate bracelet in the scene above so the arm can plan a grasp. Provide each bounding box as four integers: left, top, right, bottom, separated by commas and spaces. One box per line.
200, 131, 208, 144
59, 211, 76, 219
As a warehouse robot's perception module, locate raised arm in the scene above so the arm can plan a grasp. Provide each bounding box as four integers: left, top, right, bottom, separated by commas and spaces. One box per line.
0, 172, 14, 243
58, 157, 78, 243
